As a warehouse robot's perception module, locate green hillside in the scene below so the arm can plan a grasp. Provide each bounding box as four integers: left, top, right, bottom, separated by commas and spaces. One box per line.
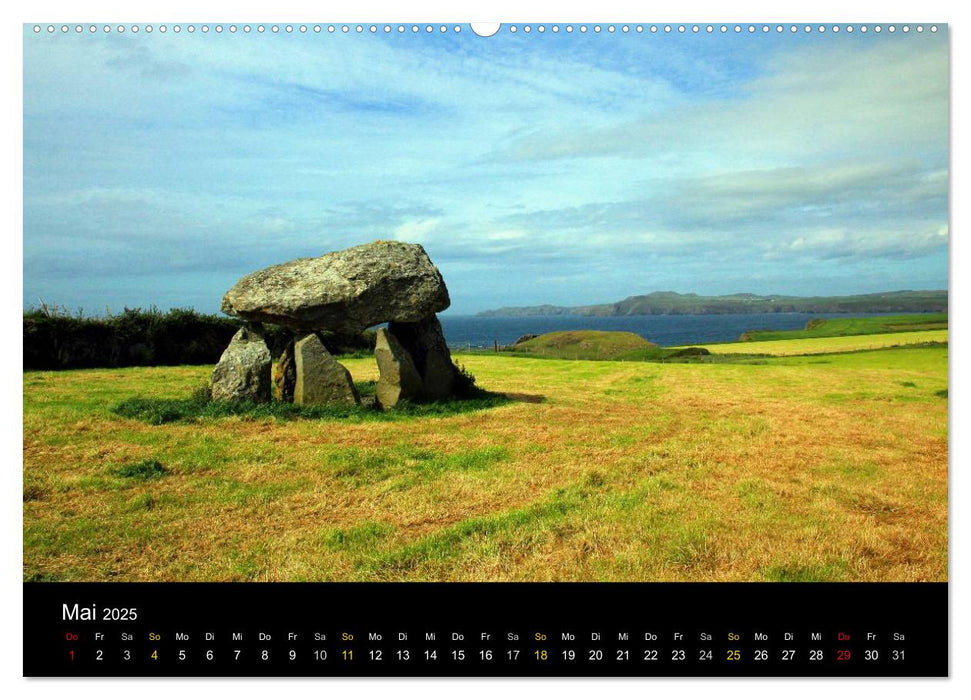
740, 314, 948, 342
478, 290, 947, 317
507, 330, 657, 360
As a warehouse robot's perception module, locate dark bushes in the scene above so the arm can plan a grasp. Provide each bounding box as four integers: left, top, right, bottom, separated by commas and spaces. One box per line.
24, 306, 239, 370
23, 306, 376, 370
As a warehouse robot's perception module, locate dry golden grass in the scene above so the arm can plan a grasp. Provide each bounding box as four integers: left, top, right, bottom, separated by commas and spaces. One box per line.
688, 330, 948, 355
23, 344, 947, 582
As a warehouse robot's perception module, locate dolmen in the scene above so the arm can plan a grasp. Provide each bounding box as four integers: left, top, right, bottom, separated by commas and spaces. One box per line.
211, 240, 462, 409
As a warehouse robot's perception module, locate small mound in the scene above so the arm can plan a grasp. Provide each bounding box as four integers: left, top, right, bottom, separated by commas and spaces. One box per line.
668, 346, 711, 357
509, 330, 656, 360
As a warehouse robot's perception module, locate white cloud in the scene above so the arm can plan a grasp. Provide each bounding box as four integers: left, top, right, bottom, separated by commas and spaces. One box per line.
494, 35, 947, 169
22, 29, 949, 313
769, 223, 950, 261
392, 218, 441, 243
486, 229, 527, 241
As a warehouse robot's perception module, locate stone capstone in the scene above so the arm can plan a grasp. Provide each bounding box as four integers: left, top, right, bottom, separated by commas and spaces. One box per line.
374, 328, 423, 408
388, 315, 459, 400
211, 328, 272, 403
293, 333, 360, 406
220, 240, 451, 333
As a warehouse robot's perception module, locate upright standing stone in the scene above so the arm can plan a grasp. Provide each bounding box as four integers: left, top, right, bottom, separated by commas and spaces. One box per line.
272, 339, 297, 402
211, 328, 272, 403
374, 328, 423, 408
388, 315, 458, 400
293, 334, 360, 406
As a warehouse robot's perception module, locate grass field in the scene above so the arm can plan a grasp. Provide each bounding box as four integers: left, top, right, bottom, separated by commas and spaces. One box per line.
683, 330, 948, 356
23, 342, 947, 583
740, 314, 948, 342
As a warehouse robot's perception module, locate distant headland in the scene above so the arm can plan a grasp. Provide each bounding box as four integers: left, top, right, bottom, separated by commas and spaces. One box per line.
476, 290, 948, 317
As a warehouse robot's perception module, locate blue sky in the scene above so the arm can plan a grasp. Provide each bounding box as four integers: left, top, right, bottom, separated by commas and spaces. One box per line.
23, 25, 949, 315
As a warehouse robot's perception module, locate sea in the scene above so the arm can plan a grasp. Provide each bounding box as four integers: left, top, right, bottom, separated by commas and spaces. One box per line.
438, 312, 908, 349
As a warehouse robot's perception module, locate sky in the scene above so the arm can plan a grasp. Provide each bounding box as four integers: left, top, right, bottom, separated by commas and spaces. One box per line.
22, 24, 949, 315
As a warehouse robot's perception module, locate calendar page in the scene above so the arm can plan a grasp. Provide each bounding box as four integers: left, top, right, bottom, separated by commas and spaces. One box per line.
22, 20, 948, 678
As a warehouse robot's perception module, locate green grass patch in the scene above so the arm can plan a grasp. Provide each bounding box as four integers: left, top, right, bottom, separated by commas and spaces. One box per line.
112, 459, 168, 481
327, 445, 511, 489
667, 524, 715, 568
205, 477, 308, 507
126, 493, 159, 511
360, 487, 588, 575
498, 345, 716, 363
814, 460, 884, 479
355, 380, 376, 398
736, 479, 780, 511
741, 314, 946, 342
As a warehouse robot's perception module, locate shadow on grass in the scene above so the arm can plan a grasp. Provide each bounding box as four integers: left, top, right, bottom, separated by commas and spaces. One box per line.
501, 392, 545, 404
112, 383, 519, 426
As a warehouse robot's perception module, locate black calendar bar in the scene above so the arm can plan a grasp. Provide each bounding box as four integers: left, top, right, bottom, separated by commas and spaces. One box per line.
24, 582, 947, 677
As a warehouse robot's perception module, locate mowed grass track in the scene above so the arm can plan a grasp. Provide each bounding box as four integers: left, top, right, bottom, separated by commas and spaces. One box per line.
690, 330, 948, 356
23, 345, 947, 582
